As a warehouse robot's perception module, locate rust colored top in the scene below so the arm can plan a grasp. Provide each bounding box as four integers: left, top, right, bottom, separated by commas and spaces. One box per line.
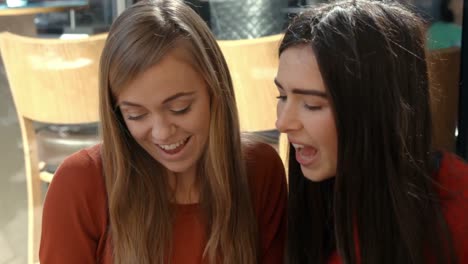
40, 142, 287, 263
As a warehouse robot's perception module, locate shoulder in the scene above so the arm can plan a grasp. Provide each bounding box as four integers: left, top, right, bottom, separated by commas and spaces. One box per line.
58, 143, 102, 172
436, 151, 468, 195
242, 140, 287, 208
44, 143, 107, 223
40, 144, 109, 262
49, 144, 105, 195
243, 140, 285, 181
242, 140, 287, 260
435, 152, 468, 261
243, 140, 281, 163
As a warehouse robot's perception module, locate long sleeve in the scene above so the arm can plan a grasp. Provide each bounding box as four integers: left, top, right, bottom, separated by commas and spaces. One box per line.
437, 152, 468, 263
245, 142, 287, 264
39, 145, 109, 263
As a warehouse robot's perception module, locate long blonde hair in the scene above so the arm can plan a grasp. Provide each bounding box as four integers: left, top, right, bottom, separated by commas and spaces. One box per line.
99, 0, 258, 263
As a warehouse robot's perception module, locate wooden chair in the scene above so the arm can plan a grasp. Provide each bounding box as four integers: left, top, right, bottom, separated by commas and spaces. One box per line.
427, 47, 461, 152
0, 32, 106, 264
217, 34, 289, 168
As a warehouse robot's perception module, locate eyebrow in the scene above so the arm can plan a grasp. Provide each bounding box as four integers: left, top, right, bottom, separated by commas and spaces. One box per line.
274, 79, 327, 98
162, 91, 196, 104
118, 91, 196, 108
118, 101, 142, 108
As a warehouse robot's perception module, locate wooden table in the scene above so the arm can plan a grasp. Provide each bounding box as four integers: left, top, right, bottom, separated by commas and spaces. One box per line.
0, 1, 88, 36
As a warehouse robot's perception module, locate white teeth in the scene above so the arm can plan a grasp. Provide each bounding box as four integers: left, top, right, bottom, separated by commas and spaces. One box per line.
292, 143, 304, 149
158, 138, 187, 150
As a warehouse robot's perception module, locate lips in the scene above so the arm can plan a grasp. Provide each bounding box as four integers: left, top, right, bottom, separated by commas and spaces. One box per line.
157, 136, 190, 155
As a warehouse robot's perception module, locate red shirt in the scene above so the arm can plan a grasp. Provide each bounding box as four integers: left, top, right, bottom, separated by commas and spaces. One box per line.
39, 142, 287, 263
328, 152, 468, 263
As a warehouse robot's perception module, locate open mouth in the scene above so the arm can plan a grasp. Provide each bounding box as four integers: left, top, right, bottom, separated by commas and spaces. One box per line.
292, 143, 318, 166
157, 136, 191, 155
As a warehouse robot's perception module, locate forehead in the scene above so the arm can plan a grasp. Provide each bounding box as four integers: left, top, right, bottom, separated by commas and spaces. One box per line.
117, 45, 206, 103
277, 45, 326, 92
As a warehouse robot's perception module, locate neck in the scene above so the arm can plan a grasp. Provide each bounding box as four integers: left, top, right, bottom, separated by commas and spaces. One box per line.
168, 169, 200, 204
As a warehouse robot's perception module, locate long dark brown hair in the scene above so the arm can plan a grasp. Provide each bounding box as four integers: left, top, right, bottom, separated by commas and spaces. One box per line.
282, 1, 456, 263
99, 0, 258, 263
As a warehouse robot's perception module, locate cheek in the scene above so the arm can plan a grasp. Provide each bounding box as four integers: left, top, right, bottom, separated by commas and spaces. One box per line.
324, 115, 338, 168
181, 104, 211, 135
198, 107, 211, 135
304, 111, 337, 149
323, 115, 337, 149
124, 121, 148, 141
197, 97, 212, 133
328, 120, 338, 159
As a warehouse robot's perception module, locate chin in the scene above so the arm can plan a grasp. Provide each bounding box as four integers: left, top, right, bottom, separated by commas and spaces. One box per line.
163, 162, 197, 175
302, 168, 334, 182
162, 165, 190, 174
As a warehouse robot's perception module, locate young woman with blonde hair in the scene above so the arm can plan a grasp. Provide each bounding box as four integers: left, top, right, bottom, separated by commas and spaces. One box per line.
40, 1, 286, 263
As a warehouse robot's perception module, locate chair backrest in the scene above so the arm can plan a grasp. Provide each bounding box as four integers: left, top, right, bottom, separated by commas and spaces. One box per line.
427, 47, 461, 152
0, 32, 107, 264
0, 32, 106, 124
218, 34, 282, 132
217, 34, 289, 168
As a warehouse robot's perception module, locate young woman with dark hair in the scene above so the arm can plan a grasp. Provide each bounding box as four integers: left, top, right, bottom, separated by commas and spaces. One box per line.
275, 1, 468, 263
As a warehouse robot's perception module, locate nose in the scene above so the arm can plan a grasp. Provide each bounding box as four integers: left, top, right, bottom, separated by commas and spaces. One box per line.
276, 102, 302, 133
151, 115, 176, 142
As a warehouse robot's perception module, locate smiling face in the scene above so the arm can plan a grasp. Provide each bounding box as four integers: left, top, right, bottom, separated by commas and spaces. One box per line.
275, 45, 338, 182
117, 45, 211, 179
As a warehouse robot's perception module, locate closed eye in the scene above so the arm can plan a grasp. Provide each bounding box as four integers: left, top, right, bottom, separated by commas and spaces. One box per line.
276, 95, 287, 101
304, 104, 322, 111
170, 105, 192, 115
127, 113, 148, 121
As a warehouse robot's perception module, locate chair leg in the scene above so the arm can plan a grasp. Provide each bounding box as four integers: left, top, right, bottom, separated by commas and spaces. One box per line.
19, 118, 43, 264
28, 204, 42, 264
